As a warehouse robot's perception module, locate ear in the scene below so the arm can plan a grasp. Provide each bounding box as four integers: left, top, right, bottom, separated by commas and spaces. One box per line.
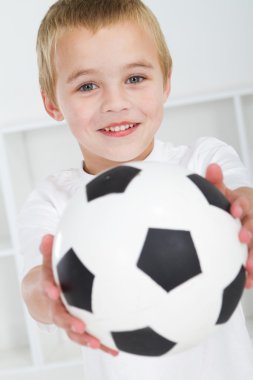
163, 71, 171, 103
41, 91, 64, 121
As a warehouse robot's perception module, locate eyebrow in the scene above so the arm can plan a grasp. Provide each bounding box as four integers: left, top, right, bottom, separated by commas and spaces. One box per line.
124, 61, 154, 70
67, 69, 98, 84
67, 61, 154, 84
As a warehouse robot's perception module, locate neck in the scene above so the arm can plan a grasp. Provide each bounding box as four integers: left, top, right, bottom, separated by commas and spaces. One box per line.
82, 141, 154, 175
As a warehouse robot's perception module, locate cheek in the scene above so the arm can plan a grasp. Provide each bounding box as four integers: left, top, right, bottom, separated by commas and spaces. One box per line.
138, 80, 165, 111
141, 92, 165, 121
60, 98, 94, 132
56, 84, 92, 124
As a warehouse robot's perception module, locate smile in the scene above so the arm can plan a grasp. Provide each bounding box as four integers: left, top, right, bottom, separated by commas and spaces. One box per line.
99, 123, 139, 137
103, 124, 135, 132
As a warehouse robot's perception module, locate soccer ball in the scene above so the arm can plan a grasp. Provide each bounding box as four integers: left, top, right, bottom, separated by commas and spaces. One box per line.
52, 162, 247, 356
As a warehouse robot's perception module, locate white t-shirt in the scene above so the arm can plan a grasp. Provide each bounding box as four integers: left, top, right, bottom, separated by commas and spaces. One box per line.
18, 137, 253, 380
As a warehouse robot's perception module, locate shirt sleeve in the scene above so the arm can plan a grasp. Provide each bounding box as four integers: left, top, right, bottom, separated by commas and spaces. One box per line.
17, 179, 60, 279
185, 137, 252, 190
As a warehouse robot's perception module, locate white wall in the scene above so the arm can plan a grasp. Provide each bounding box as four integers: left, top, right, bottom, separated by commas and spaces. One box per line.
0, 0, 55, 126
145, 0, 253, 98
0, 0, 253, 127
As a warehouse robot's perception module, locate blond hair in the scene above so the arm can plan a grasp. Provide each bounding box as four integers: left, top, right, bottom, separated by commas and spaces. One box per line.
37, 0, 172, 105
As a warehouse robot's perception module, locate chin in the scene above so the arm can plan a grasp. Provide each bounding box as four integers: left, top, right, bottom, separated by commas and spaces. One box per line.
104, 141, 153, 164
105, 150, 144, 165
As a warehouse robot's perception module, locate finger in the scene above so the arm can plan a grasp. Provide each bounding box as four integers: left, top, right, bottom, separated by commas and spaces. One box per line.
205, 163, 225, 193
43, 281, 61, 300
245, 268, 253, 289
51, 301, 86, 331
245, 277, 252, 289
238, 216, 253, 245
68, 314, 87, 334
50, 300, 71, 329
245, 244, 253, 289
246, 256, 253, 273
41, 262, 60, 300
40, 234, 54, 254
230, 196, 251, 220
40, 235, 58, 292
100, 343, 119, 356
238, 226, 252, 245
40, 234, 54, 267
67, 330, 101, 349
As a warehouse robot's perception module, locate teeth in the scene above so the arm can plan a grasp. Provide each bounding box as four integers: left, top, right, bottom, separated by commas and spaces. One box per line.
104, 124, 134, 132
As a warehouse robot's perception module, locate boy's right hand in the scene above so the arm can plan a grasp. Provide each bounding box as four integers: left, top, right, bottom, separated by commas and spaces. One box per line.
40, 234, 118, 356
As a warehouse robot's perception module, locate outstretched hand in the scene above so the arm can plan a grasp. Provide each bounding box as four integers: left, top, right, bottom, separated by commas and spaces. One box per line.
206, 163, 253, 289
40, 234, 119, 356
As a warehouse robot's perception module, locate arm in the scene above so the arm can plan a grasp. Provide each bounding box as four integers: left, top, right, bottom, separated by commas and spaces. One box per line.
206, 163, 253, 288
22, 234, 118, 356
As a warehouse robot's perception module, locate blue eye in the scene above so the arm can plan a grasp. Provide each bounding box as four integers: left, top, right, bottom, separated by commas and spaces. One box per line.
127, 76, 145, 84
79, 83, 98, 92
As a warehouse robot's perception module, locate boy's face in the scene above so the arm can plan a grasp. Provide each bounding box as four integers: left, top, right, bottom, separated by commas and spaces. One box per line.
44, 21, 170, 174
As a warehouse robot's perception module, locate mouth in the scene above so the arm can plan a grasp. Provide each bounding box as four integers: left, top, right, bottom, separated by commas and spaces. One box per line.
99, 123, 140, 137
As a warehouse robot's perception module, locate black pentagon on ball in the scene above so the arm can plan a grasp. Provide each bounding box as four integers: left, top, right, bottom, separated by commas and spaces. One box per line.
137, 228, 202, 292
57, 248, 94, 312
187, 174, 230, 213
216, 265, 246, 325
111, 326, 176, 356
86, 165, 141, 202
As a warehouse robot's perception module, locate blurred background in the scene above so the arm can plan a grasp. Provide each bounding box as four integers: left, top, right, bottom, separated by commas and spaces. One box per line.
0, 1, 253, 379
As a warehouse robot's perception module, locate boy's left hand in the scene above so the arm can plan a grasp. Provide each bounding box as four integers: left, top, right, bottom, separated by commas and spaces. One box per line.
205, 163, 253, 289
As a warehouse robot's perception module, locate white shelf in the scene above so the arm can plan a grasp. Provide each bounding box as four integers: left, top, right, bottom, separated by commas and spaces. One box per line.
2, 127, 82, 211
0, 346, 32, 371
246, 317, 253, 339
161, 97, 240, 150
38, 329, 82, 364
166, 87, 253, 108
0, 237, 14, 257
0, 362, 84, 380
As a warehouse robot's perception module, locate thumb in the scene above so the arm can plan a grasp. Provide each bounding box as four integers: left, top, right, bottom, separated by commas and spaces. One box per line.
40, 234, 54, 266
40, 234, 60, 299
205, 163, 226, 194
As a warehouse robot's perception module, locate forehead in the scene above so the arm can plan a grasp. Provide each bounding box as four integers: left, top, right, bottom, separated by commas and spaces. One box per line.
54, 21, 160, 74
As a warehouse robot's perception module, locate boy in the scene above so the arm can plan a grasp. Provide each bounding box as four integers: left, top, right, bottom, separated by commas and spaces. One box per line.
20, 0, 253, 379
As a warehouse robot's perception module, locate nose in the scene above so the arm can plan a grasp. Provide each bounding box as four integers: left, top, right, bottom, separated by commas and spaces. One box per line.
101, 86, 131, 113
